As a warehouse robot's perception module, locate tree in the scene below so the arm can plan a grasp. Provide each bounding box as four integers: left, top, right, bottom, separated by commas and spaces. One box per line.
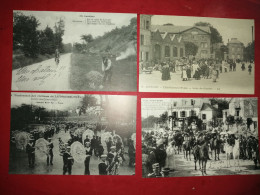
38, 26, 55, 55
142, 115, 159, 128
80, 95, 97, 114
226, 115, 235, 130
220, 45, 228, 60
184, 42, 198, 56
244, 41, 254, 62
209, 98, 229, 118
13, 12, 40, 58
81, 34, 94, 44
158, 111, 168, 125
194, 22, 223, 44
54, 18, 65, 52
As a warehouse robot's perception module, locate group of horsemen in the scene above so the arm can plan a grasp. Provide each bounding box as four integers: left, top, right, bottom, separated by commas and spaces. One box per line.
142, 129, 259, 177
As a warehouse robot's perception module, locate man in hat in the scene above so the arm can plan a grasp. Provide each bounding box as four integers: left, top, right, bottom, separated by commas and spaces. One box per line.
47, 138, 54, 166
98, 154, 108, 175
84, 142, 92, 175
63, 146, 74, 175
26, 138, 35, 168
102, 54, 113, 85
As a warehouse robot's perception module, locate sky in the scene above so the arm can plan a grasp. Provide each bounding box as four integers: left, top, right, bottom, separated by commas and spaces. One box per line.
14, 10, 136, 44
151, 15, 254, 46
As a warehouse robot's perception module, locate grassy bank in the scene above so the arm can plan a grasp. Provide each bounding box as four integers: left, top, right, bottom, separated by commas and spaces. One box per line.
70, 53, 137, 91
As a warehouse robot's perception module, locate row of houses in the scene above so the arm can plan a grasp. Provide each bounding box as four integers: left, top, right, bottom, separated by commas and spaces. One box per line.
140, 15, 245, 64
166, 98, 257, 132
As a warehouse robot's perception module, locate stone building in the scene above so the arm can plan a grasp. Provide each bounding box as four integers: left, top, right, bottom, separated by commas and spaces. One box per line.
139, 15, 212, 65
167, 98, 217, 131
227, 38, 244, 61
222, 98, 257, 131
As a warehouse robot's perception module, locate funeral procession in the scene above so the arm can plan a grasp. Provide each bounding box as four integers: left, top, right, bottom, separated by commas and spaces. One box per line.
141, 98, 259, 177
9, 93, 136, 175
139, 15, 255, 94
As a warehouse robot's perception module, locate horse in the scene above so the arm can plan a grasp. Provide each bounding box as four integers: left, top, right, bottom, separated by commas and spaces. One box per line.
193, 134, 211, 176
173, 134, 184, 154
232, 138, 241, 171
183, 137, 195, 161
210, 135, 222, 161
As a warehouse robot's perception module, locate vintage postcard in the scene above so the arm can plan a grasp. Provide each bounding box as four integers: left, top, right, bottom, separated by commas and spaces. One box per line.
139, 15, 255, 94
9, 92, 136, 175
12, 11, 137, 91
141, 98, 259, 177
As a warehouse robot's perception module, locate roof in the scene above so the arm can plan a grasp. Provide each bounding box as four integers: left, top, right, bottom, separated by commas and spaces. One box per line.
151, 25, 211, 34
200, 103, 218, 111
228, 38, 243, 45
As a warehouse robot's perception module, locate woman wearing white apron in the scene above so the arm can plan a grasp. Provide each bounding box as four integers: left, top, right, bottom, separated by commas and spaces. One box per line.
165, 142, 176, 171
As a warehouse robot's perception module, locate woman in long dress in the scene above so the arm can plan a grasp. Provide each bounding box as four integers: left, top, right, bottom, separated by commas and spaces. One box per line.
182, 66, 188, 81
165, 142, 176, 171
161, 62, 171, 81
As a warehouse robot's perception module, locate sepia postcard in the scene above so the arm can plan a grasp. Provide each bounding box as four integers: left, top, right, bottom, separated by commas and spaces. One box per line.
9, 92, 136, 175
12, 11, 137, 92
139, 15, 255, 94
141, 97, 259, 177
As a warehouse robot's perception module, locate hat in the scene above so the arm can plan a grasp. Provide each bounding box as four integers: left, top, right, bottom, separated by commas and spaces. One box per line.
66, 146, 71, 149
48, 138, 52, 140
111, 146, 116, 149
101, 154, 107, 158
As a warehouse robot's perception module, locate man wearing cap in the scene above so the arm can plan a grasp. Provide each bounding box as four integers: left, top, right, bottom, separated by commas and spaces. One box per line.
98, 154, 108, 175
102, 55, 113, 85
26, 138, 35, 168
63, 146, 74, 175
47, 138, 54, 166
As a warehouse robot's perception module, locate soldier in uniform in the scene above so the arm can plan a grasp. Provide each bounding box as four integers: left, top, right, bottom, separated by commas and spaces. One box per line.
26, 138, 35, 168
98, 154, 108, 175
47, 138, 54, 166
63, 146, 74, 175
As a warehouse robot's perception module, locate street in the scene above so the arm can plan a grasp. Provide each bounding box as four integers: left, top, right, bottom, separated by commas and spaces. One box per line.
139, 63, 254, 94
168, 152, 260, 177
12, 53, 71, 91
9, 130, 135, 175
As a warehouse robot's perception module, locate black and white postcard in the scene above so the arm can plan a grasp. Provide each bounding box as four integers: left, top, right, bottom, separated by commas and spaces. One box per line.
12, 11, 137, 92
142, 98, 259, 177
139, 15, 255, 94
9, 92, 136, 175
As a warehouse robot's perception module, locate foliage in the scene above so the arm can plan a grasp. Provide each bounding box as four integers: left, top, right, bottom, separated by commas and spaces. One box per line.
13, 12, 40, 58
81, 34, 94, 44
187, 116, 203, 130
194, 22, 223, 44
184, 42, 198, 56
158, 111, 168, 124
244, 41, 255, 62
226, 115, 235, 126
142, 115, 159, 128
209, 98, 229, 117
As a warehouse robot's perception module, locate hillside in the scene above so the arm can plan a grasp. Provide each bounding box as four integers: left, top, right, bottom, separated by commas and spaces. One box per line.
86, 17, 137, 55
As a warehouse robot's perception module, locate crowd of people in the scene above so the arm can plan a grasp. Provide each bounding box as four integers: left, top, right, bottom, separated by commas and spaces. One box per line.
142, 126, 259, 177
10, 121, 136, 175
141, 58, 254, 82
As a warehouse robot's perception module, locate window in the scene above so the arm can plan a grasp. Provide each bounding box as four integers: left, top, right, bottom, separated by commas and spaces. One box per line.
202, 114, 206, 120
172, 112, 178, 118
225, 112, 227, 117
146, 20, 150, 30
165, 46, 170, 57
173, 102, 177, 106
236, 110, 240, 116
237, 54, 240, 59
180, 48, 184, 57
181, 111, 186, 117
145, 52, 149, 61
173, 47, 178, 57
141, 34, 144, 45
190, 110, 196, 116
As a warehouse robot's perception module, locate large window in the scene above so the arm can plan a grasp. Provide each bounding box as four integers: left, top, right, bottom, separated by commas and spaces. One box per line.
181, 111, 186, 118
165, 46, 170, 57
141, 34, 144, 45
202, 114, 206, 120
180, 48, 184, 57
173, 47, 178, 57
